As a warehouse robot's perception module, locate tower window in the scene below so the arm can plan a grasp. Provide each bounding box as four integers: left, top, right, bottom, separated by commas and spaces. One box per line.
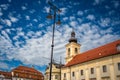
75, 48, 78, 53
68, 48, 70, 56
55, 75, 58, 79
64, 73, 66, 78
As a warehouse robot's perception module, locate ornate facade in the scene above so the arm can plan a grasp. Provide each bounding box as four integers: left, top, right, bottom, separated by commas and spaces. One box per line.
45, 62, 63, 80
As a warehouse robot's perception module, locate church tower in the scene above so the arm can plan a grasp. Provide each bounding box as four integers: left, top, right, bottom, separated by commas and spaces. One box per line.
65, 30, 81, 64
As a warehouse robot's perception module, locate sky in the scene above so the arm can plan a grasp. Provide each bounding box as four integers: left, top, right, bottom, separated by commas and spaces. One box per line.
0, 0, 120, 74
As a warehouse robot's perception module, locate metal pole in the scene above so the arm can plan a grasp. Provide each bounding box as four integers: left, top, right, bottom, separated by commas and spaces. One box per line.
49, 10, 56, 80
60, 57, 61, 80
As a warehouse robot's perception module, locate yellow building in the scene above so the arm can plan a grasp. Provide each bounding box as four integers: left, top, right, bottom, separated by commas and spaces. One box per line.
45, 62, 63, 80
61, 31, 120, 80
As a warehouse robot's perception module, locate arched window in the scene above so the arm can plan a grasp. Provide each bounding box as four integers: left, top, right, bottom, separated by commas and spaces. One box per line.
68, 48, 70, 56
75, 48, 78, 53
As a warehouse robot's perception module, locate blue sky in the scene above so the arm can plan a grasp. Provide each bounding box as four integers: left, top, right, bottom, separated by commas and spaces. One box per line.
0, 0, 120, 74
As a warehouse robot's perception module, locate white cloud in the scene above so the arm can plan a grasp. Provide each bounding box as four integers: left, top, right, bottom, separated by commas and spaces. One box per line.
76, 23, 120, 52
63, 17, 68, 21
21, 6, 27, 10
93, 0, 100, 5
77, 11, 83, 16
25, 15, 30, 20
0, 62, 9, 69
60, 8, 67, 15
38, 0, 41, 4
38, 24, 44, 28
69, 16, 75, 21
87, 14, 95, 20
0, 21, 120, 67
9, 16, 18, 22
69, 21, 78, 27
33, 19, 38, 22
29, 9, 35, 14
0, 4, 9, 10
99, 18, 111, 27
93, 0, 104, 5
1, 30, 12, 43
8, 0, 11, 3
43, 6, 49, 13
3, 19, 12, 26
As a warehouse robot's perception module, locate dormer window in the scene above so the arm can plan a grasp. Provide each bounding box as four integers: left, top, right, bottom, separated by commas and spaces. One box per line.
116, 44, 120, 51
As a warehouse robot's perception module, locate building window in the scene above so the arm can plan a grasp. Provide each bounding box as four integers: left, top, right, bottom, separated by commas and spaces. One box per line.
118, 63, 120, 70
64, 73, 66, 78
91, 68, 94, 74
80, 70, 83, 75
68, 48, 70, 56
55, 75, 58, 79
103, 65, 107, 72
72, 72, 75, 77
75, 48, 78, 53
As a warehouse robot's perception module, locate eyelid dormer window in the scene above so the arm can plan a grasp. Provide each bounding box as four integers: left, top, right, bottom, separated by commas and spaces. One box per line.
116, 44, 120, 51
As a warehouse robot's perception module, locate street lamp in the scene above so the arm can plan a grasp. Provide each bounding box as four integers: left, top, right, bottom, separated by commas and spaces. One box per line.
46, 1, 62, 80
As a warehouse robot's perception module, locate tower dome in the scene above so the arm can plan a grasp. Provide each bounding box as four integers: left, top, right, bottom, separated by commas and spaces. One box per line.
69, 30, 77, 43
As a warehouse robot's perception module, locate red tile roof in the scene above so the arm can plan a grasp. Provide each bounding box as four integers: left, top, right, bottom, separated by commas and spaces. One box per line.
65, 39, 120, 67
0, 71, 12, 79
12, 66, 44, 80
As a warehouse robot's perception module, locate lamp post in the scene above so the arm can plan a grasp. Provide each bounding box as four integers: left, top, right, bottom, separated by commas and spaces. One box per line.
46, 1, 61, 80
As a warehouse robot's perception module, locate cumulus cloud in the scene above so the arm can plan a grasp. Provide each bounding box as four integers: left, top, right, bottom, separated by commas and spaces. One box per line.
98, 18, 111, 27
0, 4, 9, 10
9, 16, 18, 22
43, 6, 49, 13
3, 19, 12, 26
76, 23, 120, 52
0, 0, 120, 68
60, 8, 67, 15
21, 6, 27, 10
0, 62, 9, 70
87, 14, 95, 20
77, 11, 83, 16
25, 15, 30, 20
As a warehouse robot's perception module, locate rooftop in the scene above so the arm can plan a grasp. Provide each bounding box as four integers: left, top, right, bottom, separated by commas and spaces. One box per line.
65, 39, 120, 67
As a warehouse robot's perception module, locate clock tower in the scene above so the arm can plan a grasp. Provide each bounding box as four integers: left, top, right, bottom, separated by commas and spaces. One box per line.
65, 30, 81, 64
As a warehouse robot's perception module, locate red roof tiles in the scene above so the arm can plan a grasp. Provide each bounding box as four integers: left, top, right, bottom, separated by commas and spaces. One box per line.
65, 39, 120, 67
12, 66, 44, 80
0, 71, 12, 79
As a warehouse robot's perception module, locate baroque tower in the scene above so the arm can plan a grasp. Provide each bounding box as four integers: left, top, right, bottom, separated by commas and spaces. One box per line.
65, 30, 81, 64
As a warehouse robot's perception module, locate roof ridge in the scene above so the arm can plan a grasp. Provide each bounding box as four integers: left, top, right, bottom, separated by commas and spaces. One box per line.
81, 39, 120, 54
